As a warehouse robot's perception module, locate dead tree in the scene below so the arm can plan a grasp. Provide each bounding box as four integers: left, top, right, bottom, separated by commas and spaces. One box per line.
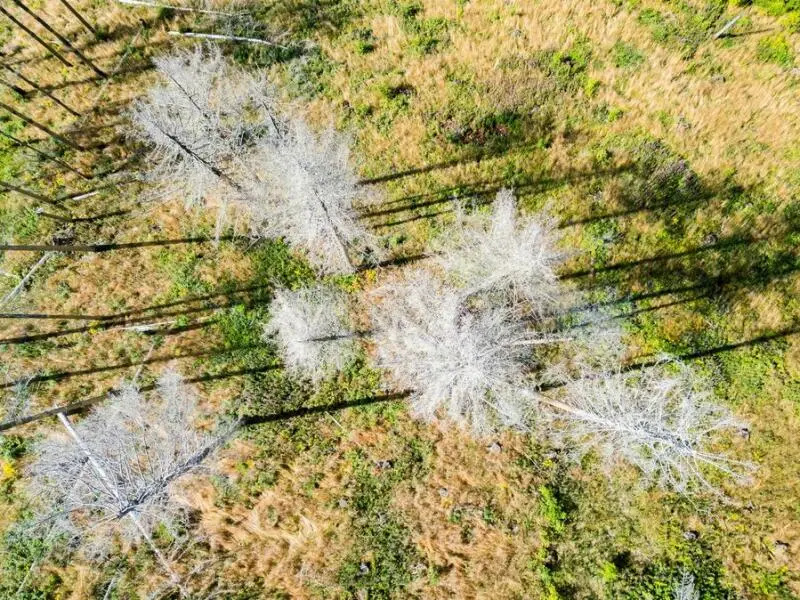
543, 359, 755, 495
0, 5, 74, 67
264, 285, 359, 381
133, 46, 374, 271
434, 188, 566, 312
129, 45, 270, 238
245, 120, 373, 274
11, 0, 106, 78
369, 270, 556, 433
28, 370, 236, 594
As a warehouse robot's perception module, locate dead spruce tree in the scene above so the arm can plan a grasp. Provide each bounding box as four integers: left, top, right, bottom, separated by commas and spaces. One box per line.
129, 45, 273, 237
243, 118, 375, 273
133, 46, 374, 272
434, 188, 566, 310
28, 370, 235, 585
542, 359, 754, 494
369, 270, 563, 433
264, 285, 359, 381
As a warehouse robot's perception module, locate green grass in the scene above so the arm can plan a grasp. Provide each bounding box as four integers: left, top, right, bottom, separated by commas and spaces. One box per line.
637, 2, 727, 58
612, 40, 646, 69
338, 441, 431, 598
756, 34, 795, 66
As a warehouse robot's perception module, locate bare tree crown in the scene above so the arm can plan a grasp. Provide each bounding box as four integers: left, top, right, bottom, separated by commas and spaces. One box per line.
551, 359, 754, 494
129, 45, 274, 214
370, 270, 541, 434
264, 285, 359, 380
244, 120, 375, 273
28, 370, 232, 542
435, 188, 566, 311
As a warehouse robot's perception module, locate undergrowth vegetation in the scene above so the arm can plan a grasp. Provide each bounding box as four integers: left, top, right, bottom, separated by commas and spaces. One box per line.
0, 0, 798, 597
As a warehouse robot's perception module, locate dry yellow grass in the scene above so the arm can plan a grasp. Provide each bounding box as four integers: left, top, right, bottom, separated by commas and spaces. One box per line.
1, 0, 799, 597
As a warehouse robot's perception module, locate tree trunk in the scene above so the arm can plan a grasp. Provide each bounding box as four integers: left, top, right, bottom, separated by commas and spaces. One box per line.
0, 101, 83, 150
167, 31, 285, 47
57, 0, 96, 36
11, 0, 106, 78
117, 0, 240, 16
0, 6, 73, 67
2, 64, 80, 117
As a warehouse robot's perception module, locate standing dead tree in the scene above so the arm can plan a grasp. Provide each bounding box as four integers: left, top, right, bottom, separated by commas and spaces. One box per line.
133, 46, 375, 272
434, 188, 566, 311
369, 270, 556, 433
28, 370, 236, 594
245, 120, 373, 273
129, 45, 272, 238
673, 570, 700, 600
264, 285, 359, 381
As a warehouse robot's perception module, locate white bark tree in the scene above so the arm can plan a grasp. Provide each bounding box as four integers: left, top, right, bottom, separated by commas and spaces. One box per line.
434, 188, 566, 311
543, 359, 754, 494
243, 120, 376, 274
369, 270, 561, 434
264, 285, 359, 381
133, 46, 375, 270
28, 370, 234, 553
129, 45, 274, 237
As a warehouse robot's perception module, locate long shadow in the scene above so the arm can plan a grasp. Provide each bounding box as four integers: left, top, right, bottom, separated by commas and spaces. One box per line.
0, 234, 236, 253
40, 61, 153, 93
0, 294, 269, 345
364, 165, 636, 218
0, 344, 269, 389
561, 235, 757, 280
726, 27, 775, 38
0, 283, 273, 322
564, 293, 713, 329
559, 190, 715, 229
359, 252, 431, 272
240, 391, 411, 427
66, 208, 132, 223
628, 324, 800, 371
0, 364, 285, 432
68, 119, 125, 136
356, 144, 535, 187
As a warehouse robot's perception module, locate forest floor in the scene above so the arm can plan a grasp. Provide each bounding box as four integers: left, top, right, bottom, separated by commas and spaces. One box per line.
0, 0, 799, 598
